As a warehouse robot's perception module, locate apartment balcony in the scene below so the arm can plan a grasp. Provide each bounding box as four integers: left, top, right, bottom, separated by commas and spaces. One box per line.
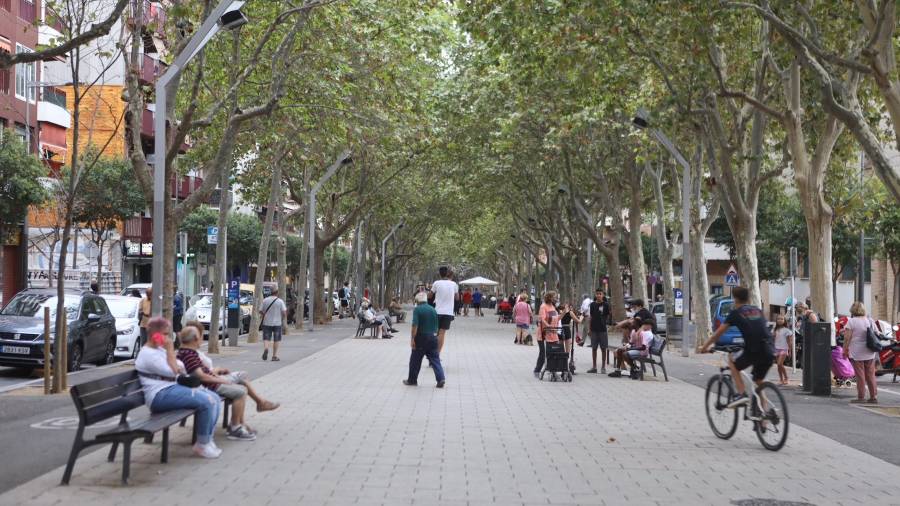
18, 0, 35, 23
37, 90, 71, 129
128, 1, 166, 35
141, 108, 154, 138
139, 54, 162, 84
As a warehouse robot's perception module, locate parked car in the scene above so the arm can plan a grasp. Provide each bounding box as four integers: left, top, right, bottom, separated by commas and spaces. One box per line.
650, 302, 667, 335
120, 283, 151, 297
711, 297, 743, 346
103, 295, 142, 359
191, 294, 251, 337
0, 288, 117, 371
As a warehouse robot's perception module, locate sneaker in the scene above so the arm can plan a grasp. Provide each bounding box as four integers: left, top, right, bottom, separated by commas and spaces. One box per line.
436, 381, 445, 388
533, 371, 540, 379
607, 370, 622, 378
600, 366, 606, 374
261, 349, 268, 361
586, 368, 597, 374
850, 398, 867, 404
227, 425, 257, 441
726, 394, 750, 409
402, 380, 417, 386
193, 443, 222, 459
382, 334, 393, 339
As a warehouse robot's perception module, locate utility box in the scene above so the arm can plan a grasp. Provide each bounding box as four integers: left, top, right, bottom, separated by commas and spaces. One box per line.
801, 321, 831, 396
226, 307, 239, 347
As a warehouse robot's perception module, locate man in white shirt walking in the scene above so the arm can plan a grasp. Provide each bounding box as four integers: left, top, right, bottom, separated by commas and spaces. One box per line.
431, 266, 459, 354
260, 287, 287, 362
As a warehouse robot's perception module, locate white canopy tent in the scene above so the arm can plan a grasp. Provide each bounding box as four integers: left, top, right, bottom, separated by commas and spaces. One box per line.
459, 276, 499, 286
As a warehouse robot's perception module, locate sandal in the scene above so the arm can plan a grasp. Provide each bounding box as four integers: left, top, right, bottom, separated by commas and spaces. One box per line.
271, 356, 281, 362
257, 400, 281, 412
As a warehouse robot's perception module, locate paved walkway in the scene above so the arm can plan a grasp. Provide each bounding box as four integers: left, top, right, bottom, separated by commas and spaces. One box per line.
3, 314, 898, 506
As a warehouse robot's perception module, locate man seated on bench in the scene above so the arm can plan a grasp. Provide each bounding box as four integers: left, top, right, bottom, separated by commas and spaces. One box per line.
135, 317, 222, 459
609, 317, 652, 377
177, 324, 280, 441
361, 300, 396, 339
388, 297, 406, 323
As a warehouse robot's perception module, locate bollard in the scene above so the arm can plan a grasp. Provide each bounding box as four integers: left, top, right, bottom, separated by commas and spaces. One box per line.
60, 320, 68, 391
43, 307, 51, 395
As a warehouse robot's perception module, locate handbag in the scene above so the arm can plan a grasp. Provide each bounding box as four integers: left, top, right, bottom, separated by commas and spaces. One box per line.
865, 319, 883, 352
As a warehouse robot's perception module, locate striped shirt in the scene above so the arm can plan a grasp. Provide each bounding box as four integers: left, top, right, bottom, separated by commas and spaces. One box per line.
175, 348, 218, 391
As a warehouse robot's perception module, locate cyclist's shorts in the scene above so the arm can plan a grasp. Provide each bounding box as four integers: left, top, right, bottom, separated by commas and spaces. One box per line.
733, 350, 774, 382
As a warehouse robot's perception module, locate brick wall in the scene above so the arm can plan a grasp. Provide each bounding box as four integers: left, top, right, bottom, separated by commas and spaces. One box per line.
872, 258, 897, 322
61, 84, 126, 160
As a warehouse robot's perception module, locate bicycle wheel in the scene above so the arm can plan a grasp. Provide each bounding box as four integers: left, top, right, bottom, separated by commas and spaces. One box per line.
754, 382, 789, 451
705, 374, 738, 440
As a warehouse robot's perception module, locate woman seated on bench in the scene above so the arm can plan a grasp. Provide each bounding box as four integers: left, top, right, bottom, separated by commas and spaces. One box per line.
388, 297, 406, 323
177, 323, 280, 441
360, 300, 396, 339
609, 317, 652, 377
135, 317, 222, 459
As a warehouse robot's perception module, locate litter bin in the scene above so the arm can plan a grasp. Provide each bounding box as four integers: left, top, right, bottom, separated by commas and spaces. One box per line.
801, 321, 831, 396
666, 316, 683, 349
226, 306, 240, 347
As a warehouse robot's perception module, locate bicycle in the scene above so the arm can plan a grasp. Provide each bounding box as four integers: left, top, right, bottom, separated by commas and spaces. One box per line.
704, 345, 789, 451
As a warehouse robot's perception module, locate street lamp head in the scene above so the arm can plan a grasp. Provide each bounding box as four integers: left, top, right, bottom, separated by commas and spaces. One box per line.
632, 107, 650, 129
341, 156, 353, 165
219, 1, 248, 30
398, 223, 405, 229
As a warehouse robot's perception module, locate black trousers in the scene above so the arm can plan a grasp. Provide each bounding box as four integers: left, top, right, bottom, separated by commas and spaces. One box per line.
534, 340, 546, 373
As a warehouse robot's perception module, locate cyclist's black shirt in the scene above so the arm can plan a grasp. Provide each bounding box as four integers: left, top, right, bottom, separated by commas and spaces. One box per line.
725, 304, 774, 355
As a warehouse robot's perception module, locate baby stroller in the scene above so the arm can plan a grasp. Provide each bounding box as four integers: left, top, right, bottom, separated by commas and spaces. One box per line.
540, 327, 572, 382
831, 345, 855, 387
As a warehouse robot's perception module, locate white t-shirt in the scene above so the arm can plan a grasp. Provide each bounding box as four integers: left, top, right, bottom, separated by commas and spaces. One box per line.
260, 296, 286, 326
580, 297, 592, 316
432, 279, 458, 316
135, 346, 185, 408
774, 327, 791, 351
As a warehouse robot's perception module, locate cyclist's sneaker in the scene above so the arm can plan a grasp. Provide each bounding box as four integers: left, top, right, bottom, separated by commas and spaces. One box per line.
726, 393, 750, 408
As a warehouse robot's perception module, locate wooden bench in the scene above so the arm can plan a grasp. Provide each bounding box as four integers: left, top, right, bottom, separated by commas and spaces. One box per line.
63, 370, 196, 485
355, 315, 379, 338
635, 336, 669, 381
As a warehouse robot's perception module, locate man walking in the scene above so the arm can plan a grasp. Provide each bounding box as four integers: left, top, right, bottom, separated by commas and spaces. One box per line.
587, 289, 612, 374
432, 266, 458, 354
403, 291, 445, 388
138, 287, 152, 346
472, 288, 483, 317
172, 289, 184, 333
339, 281, 350, 318
260, 287, 287, 362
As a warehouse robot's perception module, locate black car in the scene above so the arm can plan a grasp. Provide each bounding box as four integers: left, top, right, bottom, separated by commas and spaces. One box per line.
0, 288, 117, 371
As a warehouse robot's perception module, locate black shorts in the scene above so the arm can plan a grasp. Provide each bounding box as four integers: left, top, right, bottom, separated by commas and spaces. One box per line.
473, 303, 481, 309
438, 315, 454, 330
733, 350, 774, 382
590, 331, 608, 350
340, 299, 349, 307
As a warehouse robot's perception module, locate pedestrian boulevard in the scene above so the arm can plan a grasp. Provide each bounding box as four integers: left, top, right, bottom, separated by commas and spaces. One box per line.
3, 315, 898, 506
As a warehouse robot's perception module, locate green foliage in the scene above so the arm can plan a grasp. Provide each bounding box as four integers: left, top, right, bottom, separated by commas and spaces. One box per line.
180, 206, 219, 254
227, 213, 262, 268
73, 154, 144, 236
0, 131, 47, 227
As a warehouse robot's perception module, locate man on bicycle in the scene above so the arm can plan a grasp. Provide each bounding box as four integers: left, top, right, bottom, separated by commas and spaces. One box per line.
701, 286, 775, 408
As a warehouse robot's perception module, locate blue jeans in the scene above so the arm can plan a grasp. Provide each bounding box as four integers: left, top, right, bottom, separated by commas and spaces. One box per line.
409, 333, 445, 384
151, 385, 220, 445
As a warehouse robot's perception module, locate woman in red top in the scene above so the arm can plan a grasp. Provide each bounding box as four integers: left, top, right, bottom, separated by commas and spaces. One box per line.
462, 288, 473, 316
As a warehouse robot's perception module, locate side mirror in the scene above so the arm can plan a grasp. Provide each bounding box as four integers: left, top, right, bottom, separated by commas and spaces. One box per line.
87, 313, 101, 322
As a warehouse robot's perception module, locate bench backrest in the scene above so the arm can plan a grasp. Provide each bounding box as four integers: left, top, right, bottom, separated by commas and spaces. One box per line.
650, 336, 667, 356
70, 370, 145, 426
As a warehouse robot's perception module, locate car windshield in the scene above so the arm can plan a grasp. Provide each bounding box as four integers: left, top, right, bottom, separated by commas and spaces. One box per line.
0, 293, 80, 320
194, 295, 213, 308
106, 299, 138, 319
720, 300, 734, 316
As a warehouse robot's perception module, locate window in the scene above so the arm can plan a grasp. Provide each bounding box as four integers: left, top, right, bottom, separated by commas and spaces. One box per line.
14, 44, 35, 102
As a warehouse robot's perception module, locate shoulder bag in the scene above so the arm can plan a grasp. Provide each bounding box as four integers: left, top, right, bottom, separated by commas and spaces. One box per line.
865, 318, 883, 352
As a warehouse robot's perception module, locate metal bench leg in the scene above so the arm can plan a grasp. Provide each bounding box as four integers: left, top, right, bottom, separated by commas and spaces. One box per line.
191, 414, 198, 445
121, 440, 133, 485
144, 434, 153, 444
161, 428, 169, 463
61, 431, 84, 485
650, 362, 658, 377
660, 358, 668, 382
107, 441, 119, 462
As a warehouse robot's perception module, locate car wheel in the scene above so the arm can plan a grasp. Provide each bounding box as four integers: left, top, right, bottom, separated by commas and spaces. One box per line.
131, 338, 141, 359
95, 337, 115, 366
68, 343, 83, 372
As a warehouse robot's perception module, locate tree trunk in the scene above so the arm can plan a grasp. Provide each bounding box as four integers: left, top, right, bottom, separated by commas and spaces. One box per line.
276, 196, 287, 306
313, 240, 327, 324
294, 208, 307, 330
208, 171, 229, 352
625, 166, 647, 302
326, 241, 336, 320
248, 160, 282, 343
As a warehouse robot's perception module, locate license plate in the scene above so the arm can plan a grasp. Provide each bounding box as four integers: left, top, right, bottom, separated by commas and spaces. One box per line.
1, 345, 30, 355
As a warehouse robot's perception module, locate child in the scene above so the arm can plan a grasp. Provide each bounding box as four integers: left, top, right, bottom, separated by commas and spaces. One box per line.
560, 302, 582, 370
773, 314, 793, 386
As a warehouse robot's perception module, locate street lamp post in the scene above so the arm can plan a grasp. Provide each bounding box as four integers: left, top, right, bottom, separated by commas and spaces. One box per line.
380, 221, 404, 308
632, 109, 692, 356
307, 150, 352, 331
856, 152, 865, 303
151, 0, 248, 317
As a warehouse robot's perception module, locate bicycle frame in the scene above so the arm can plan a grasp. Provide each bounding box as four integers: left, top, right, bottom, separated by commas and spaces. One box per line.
716, 351, 766, 420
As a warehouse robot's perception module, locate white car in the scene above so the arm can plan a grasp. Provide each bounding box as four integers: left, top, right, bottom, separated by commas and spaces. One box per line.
104, 295, 142, 359
120, 283, 151, 297
650, 302, 667, 335
191, 294, 251, 337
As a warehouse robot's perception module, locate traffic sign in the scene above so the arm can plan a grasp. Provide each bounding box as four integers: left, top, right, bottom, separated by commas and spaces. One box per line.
673, 288, 683, 316
207, 226, 218, 245
725, 264, 739, 286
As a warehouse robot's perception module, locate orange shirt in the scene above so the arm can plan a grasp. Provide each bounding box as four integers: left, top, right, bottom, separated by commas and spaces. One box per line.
539, 303, 560, 343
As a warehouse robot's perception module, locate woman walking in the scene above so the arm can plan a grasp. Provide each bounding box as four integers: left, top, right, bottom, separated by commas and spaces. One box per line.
513, 294, 532, 345
772, 314, 793, 385
841, 301, 878, 404
533, 291, 560, 378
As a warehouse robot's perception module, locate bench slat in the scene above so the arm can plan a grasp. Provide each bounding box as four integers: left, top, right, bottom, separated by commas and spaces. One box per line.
95, 409, 195, 439
78, 378, 142, 409
82, 391, 145, 426
72, 370, 139, 397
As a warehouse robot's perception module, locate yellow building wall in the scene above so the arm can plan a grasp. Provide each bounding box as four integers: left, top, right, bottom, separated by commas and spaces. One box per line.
61, 84, 127, 160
